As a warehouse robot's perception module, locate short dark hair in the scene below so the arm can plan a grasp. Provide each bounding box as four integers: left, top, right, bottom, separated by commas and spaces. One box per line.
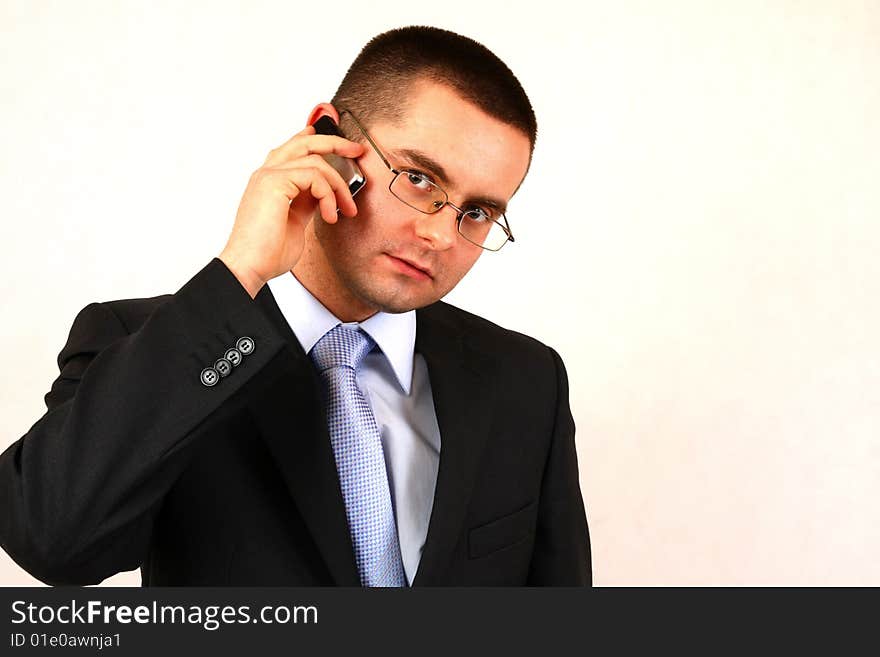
331, 26, 537, 156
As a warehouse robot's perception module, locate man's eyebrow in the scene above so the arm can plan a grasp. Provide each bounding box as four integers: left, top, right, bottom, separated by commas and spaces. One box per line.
391, 148, 451, 184
390, 148, 509, 214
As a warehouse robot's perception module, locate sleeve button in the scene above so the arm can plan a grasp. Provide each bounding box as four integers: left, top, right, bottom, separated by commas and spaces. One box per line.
200, 367, 220, 387
225, 348, 242, 367
214, 358, 233, 377
236, 336, 255, 355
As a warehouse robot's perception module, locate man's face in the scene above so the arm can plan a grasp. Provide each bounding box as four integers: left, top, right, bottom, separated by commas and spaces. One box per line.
310, 81, 532, 315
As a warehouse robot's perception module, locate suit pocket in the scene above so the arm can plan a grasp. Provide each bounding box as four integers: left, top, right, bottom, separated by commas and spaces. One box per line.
468, 500, 538, 559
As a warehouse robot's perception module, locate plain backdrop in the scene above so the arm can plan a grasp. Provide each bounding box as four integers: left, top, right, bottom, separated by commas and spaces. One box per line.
1, 0, 878, 586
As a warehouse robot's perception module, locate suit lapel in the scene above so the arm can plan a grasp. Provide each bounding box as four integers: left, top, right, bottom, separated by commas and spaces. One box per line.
248, 285, 360, 586
411, 304, 497, 586
247, 288, 495, 587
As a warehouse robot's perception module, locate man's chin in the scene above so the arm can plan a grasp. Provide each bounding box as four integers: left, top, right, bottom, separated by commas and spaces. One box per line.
358, 286, 440, 315
371, 296, 429, 314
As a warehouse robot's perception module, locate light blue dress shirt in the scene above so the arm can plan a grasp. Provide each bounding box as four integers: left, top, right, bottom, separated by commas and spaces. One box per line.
267, 272, 442, 584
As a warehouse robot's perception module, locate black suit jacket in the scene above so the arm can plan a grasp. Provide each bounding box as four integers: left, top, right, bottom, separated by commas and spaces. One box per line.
0, 258, 591, 586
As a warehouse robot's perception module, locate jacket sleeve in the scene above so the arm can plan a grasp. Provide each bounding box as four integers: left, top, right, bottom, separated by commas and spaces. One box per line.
526, 346, 592, 586
0, 258, 288, 585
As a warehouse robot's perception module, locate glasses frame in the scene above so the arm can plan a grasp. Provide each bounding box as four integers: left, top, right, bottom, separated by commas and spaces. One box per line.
338, 109, 515, 251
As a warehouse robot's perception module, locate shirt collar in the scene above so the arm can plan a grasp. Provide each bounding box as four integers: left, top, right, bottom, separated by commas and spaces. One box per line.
267, 272, 416, 395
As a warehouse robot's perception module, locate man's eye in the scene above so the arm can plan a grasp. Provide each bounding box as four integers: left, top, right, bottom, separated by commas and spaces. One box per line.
465, 207, 495, 222
405, 171, 434, 190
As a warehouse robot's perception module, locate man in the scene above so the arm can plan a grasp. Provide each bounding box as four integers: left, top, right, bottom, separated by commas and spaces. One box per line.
0, 26, 590, 586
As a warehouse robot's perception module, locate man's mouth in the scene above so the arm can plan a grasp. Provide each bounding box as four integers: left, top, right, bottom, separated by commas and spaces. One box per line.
386, 254, 433, 280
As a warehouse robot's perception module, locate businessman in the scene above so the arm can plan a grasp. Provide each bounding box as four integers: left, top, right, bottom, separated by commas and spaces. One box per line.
0, 26, 591, 586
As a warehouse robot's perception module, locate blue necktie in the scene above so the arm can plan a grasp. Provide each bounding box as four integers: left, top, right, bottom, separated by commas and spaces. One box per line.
309, 324, 407, 587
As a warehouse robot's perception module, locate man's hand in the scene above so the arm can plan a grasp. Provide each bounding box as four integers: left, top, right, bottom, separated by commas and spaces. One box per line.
219, 124, 365, 298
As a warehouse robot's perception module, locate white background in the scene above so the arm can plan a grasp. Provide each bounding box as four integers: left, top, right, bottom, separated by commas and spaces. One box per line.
1, 0, 878, 585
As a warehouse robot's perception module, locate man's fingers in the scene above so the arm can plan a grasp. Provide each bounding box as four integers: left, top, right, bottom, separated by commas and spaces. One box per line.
303, 134, 366, 158
267, 124, 315, 156
282, 154, 359, 217
264, 132, 364, 167
267, 167, 345, 224
310, 176, 339, 224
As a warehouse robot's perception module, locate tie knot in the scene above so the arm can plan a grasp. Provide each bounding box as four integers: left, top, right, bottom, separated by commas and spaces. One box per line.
309, 324, 376, 373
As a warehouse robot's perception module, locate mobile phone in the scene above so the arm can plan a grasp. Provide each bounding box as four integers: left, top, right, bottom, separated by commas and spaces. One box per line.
312, 115, 366, 198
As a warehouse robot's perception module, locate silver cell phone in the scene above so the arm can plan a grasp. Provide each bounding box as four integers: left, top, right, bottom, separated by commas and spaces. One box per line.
312, 115, 366, 197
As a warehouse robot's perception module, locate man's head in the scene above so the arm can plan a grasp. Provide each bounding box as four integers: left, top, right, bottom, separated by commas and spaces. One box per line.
293, 26, 535, 321
331, 26, 537, 160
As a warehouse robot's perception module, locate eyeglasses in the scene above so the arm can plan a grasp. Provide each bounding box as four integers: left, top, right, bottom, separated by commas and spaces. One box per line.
339, 109, 515, 252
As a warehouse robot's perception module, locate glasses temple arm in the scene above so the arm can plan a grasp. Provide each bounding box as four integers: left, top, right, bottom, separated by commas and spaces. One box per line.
338, 109, 393, 172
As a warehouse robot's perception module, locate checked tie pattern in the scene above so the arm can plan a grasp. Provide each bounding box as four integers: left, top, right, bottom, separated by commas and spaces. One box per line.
309, 324, 407, 587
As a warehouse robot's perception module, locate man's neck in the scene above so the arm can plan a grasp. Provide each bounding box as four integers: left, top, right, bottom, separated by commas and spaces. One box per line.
292, 238, 378, 323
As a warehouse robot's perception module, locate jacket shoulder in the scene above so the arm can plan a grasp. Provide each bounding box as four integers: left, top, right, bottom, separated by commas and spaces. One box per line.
55, 294, 175, 375
421, 300, 556, 361
101, 294, 174, 333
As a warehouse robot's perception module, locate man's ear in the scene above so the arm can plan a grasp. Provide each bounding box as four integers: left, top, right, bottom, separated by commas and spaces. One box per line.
306, 103, 340, 127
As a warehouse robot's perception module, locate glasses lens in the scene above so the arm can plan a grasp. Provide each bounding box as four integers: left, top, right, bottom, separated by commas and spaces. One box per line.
459, 211, 510, 251
390, 171, 511, 251
391, 171, 447, 213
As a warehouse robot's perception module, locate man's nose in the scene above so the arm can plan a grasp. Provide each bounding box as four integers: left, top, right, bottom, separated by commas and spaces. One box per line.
413, 205, 458, 251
